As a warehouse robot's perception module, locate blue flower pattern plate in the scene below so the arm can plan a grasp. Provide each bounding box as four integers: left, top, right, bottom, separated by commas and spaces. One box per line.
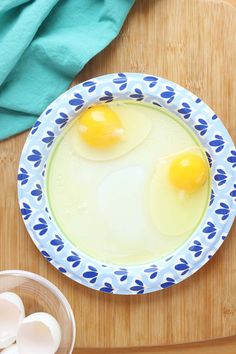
18, 73, 236, 295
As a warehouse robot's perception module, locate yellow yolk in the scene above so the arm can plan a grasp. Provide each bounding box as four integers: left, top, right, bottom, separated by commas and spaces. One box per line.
78, 105, 124, 148
169, 152, 208, 193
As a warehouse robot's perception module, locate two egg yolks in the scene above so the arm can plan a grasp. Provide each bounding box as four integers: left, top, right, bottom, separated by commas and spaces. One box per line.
78, 105, 208, 193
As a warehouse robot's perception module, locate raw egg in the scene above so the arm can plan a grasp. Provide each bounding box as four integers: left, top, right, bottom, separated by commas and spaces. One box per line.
149, 149, 209, 238
73, 102, 152, 161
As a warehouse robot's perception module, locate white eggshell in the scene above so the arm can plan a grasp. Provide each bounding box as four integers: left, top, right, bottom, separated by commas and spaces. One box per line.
17, 312, 61, 354
1, 344, 19, 353
0, 292, 25, 349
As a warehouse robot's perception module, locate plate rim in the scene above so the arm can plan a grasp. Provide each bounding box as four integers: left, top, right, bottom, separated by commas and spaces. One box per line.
18, 73, 236, 295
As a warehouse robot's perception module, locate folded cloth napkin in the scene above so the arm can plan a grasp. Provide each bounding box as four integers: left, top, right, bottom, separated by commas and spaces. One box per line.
0, 0, 134, 140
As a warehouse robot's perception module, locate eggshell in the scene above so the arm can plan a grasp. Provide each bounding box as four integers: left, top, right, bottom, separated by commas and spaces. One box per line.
0, 292, 25, 349
17, 312, 61, 354
1, 344, 19, 353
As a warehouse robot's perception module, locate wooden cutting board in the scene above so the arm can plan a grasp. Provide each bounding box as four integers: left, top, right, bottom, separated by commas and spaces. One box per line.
0, 0, 235, 351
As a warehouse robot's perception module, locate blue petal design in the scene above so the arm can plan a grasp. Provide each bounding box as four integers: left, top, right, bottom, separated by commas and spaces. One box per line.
130, 88, 144, 101
214, 169, 227, 186
67, 252, 81, 268
31, 120, 41, 135
18, 168, 29, 185
100, 282, 113, 293
114, 268, 128, 281
203, 221, 217, 239
99, 91, 114, 103
143, 76, 158, 88
55, 112, 69, 129
209, 135, 225, 153
31, 184, 42, 201
160, 277, 175, 289
189, 240, 203, 257
69, 93, 85, 110
20, 202, 32, 220
33, 218, 48, 236
230, 184, 236, 201
27, 150, 42, 168
177, 103, 192, 119
210, 190, 215, 206
41, 250, 52, 262
216, 203, 230, 220
50, 235, 64, 252
227, 150, 236, 168
58, 267, 66, 273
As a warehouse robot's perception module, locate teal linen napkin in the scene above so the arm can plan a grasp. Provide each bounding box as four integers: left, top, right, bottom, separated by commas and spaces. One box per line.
0, 0, 134, 140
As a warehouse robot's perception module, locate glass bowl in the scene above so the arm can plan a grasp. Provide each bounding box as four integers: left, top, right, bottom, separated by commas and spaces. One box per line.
0, 270, 76, 354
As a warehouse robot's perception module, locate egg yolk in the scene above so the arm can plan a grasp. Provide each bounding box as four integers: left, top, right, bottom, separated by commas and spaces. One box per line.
78, 105, 124, 148
169, 152, 208, 193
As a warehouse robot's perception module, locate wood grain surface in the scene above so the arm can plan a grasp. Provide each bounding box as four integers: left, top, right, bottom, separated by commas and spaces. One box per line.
0, 0, 235, 351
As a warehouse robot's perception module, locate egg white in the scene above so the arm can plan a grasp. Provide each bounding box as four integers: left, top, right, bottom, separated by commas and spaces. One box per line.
46, 101, 210, 265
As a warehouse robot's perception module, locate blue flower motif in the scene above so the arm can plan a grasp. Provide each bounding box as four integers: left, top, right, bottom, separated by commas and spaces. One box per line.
33, 218, 48, 236
58, 267, 66, 273
144, 265, 158, 279
113, 73, 127, 91
82, 80, 96, 93
42, 131, 55, 148
143, 75, 158, 88
31, 184, 42, 201
69, 93, 85, 110
50, 235, 64, 252
194, 119, 208, 136
227, 150, 236, 168
83, 266, 98, 284
212, 114, 218, 120
55, 112, 69, 129
165, 256, 173, 262
31, 120, 41, 135
160, 86, 175, 103
175, 258, 189, 276
210, 189, 215, 206
216, 202, 230, 220
189, 240, 203, 257
209, 135, 225, 153
152, 101, 162, 107
45, 109, 52, 115
203, 221, 217, 239
18, 168, 29, 186
100, 282, 113, 293
27, 149, 42, 168
41, 250, 52, 262
214, 169, 227, 186
129, 88, 144, 101
195, 98, 201, 103
114, 268, 128, 281
130, 280, 144, 294
20, 202, 32, 220
177, 102, 192, 119
205, 151, 212, 168
160, 277, 175, 289
99, 91, 113, 103
67, 251, 81, 268
230, 184, 236, 201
